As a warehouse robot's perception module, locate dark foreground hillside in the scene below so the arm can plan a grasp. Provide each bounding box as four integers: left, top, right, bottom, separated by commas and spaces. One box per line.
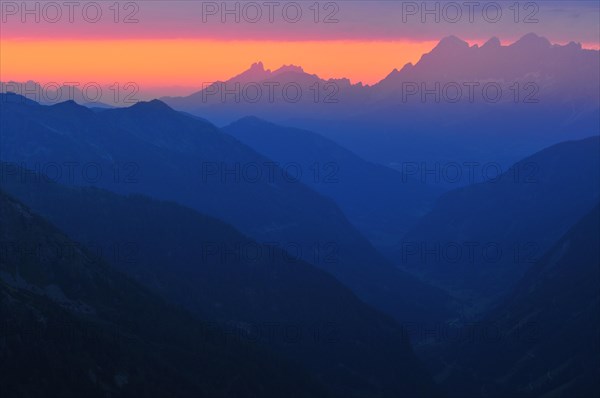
1, 165, 440, 398
0, 190, 330, 398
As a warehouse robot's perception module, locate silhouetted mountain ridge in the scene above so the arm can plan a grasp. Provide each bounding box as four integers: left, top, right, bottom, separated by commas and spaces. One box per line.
0, 93, 457, 335
224, 116, 440, 253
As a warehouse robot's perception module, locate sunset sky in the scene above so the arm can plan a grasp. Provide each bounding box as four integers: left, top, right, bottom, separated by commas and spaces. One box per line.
1, 1, 599, 97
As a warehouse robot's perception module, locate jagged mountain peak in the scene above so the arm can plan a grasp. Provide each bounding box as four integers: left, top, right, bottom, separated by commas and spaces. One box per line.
511, 32, 551, 49
433, 35, 470, 51
129, 99, 173, 112
273, 64, 305, 75
482, 36, 501, 49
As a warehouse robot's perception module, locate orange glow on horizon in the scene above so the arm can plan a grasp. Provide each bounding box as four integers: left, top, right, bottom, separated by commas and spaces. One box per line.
3, 38, 597, 98
1, 39, 438, 93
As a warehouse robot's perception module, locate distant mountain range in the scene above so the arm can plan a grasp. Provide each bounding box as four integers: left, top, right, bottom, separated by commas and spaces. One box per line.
4, 34, 597, 187
0, 80, 116, 108
377, 33, 598, 97
158, 33, 598, 124
158, 34, 600, 188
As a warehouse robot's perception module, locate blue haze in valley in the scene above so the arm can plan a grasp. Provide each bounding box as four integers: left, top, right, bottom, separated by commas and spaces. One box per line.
0, 32, 599, 398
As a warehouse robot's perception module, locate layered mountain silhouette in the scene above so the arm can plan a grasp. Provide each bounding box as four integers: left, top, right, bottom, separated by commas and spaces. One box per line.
0, 80, 115, 108
224, 116, 440, 252
156, 34, 600, 189
1, 163, 441, 397
160, 61, 364, 126
398, 136, 600, 309
2, 27, 599, 398
307, 34, 598, 186
159, 33, 598, 123
4, 34, 597, 180
0, 93, 457, 332
431, 203, 600, 397
0, 190, 329, 397
3, 23, 599, 398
